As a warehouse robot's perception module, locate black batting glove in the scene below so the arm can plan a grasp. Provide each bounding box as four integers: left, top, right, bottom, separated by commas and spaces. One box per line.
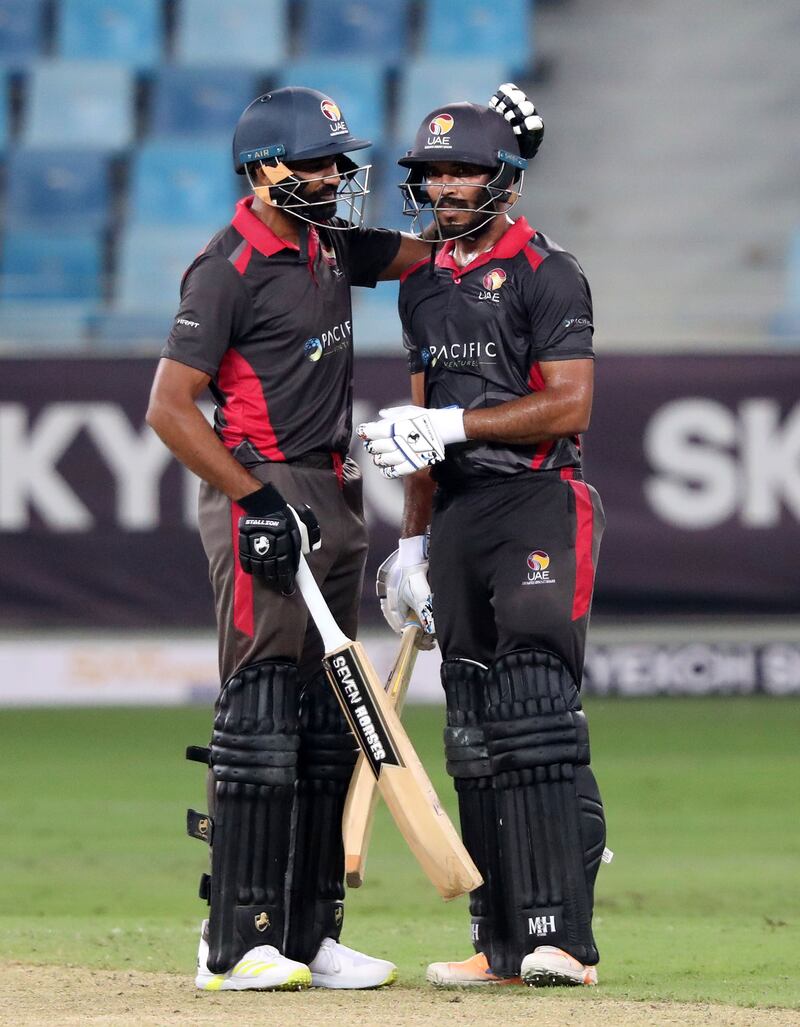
237, 483, 321, 596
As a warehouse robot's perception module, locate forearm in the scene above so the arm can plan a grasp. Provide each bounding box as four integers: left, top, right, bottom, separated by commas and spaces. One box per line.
401, 469, 436, 538
147, 398, 261, 501
463, 383, 592, 445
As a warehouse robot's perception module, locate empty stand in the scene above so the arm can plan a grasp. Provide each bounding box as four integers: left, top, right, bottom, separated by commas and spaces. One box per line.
150, 67, 260, 139
5, 149, 111, 230
128, 141, 239, 226
421, 0, 533, 70
0, 0, 45, 67
395, 58, 509, 140
115, 225, 215, 311
299, 0, 410, 63
0, 231, 102, 301
56, 0, 162, 68
23, 60, 134, 149
173, 0, 288, 68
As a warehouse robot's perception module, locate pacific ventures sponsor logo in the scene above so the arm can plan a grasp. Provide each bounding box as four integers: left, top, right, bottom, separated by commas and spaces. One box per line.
426, 339, 497, 369
303, 320, 352, 362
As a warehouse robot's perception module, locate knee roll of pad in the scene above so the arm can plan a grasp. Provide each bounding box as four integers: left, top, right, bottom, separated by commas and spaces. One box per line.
486, 649, 605, 971
285, 672, 359, 965
201, 660, 301, 974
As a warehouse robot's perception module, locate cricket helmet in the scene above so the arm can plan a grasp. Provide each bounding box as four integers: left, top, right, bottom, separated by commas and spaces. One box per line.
398, 101, 528, 240
233, 86, 372, 229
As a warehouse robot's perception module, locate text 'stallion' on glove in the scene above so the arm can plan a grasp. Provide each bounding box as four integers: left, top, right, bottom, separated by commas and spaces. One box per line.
357, 405, 466, 479
237, 482, 321, 596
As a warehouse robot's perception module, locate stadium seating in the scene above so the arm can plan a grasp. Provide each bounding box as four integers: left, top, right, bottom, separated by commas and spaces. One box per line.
0, 304, 89, 350
0, 231, 102, 302
275, 60, 387, 148
4, 149, 111, 230
420, 0, 533, 70
149, 67, 260, 140
56, 0, 162, 68
173, 0, 288, 69
298, 0, 410, 64
128, 141, 240, 226
23, 60, 134, 149
114, 225, 215, 311
395, 58, 510, 141
0, 0, 45, 67
351, 281, 403, 350
0, 75, 8, 150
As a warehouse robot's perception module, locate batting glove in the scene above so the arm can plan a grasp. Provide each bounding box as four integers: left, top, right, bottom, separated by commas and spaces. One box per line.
357, 405, 467, 478
489, 83, 544, 160
237, 483, 321, 596
376, 536, 436, 646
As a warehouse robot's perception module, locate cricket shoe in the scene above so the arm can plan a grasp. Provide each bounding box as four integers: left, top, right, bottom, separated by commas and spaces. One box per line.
520, 945, 598, 987
308, 938, 397, 989
426, 952, 522, 987
195, 920, 311, 991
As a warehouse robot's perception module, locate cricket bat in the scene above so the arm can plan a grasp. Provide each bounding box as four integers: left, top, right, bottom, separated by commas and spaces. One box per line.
295, 556, 482, 901
343, 621, 422, 888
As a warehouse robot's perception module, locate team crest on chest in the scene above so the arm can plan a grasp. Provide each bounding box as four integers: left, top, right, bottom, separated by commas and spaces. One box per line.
477, 268, 507, 303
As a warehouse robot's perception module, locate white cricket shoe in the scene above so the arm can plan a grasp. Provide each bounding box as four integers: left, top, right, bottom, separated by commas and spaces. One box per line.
520, 945, 598, 987
426, 951, 522, 987
308, 938, 397, 989
195, 920, 311, 991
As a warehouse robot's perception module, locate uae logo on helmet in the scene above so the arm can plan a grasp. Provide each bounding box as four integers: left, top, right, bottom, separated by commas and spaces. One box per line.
426, 113, 454, 149
321, 98, 348, 136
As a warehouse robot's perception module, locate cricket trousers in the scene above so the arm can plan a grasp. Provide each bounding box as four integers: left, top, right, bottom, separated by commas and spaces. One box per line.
429, 469, 604, 679
196, 455, 367, 963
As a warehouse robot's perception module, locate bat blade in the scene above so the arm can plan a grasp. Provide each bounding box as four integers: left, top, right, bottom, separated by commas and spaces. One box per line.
344, 623, 422, 888
323, 637, 482, 900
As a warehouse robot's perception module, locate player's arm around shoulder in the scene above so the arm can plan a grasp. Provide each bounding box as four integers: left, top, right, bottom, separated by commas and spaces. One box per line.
377, 233, 434, 281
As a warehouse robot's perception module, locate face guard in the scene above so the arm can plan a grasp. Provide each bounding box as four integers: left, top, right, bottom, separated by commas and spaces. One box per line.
245, 152, 371, 230
399, 159, 525, 242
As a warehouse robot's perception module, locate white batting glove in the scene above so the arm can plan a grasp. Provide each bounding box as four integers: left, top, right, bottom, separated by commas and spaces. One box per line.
357, 405, 467, 478
489, 82, 544, 159
376, 536, 436, 645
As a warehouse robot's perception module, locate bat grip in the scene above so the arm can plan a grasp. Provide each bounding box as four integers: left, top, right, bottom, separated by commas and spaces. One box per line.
295, 555, 350, 652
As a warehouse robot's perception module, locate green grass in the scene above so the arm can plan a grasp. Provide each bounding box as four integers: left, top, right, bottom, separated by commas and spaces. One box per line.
2, 698, 799, 1008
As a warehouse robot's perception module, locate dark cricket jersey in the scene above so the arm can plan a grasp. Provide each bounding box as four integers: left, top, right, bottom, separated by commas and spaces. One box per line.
400, 217, 594, 486
162, 195, 400, 465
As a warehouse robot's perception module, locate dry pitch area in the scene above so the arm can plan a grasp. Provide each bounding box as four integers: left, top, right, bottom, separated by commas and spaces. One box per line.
5, 965, 799, 1027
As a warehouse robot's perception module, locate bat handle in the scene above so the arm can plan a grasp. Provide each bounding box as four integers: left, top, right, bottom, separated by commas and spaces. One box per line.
295, 555, 350, 652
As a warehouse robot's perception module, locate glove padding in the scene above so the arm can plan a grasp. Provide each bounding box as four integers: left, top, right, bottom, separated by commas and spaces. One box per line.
376, 543, 436, 648
357, 405, 466, 479
237, 483, 321, 595
489, 82, 544, 160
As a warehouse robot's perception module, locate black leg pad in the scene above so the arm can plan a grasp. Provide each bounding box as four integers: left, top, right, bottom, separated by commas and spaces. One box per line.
284, 671, 359, 965
205, 660, 300, 974
441, 659, 516, 976
485, 649, 605, 971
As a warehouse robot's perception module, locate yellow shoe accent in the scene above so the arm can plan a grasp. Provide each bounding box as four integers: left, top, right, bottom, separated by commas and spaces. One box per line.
278, 967, 312, 991
202, 976, 225, 992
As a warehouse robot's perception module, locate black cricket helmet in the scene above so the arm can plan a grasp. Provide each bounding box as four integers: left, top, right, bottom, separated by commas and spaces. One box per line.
398, 101, 528, 240
233, 86, 372, 229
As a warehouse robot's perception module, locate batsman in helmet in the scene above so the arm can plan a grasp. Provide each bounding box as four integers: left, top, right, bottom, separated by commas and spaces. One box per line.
359, 85, 609, 988
147, 86, 433, 992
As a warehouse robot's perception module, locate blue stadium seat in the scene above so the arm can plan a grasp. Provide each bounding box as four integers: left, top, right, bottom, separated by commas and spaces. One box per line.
88, 310, 173, 350
351, 281, 402, 351
5, 150, 111, 229
23, 61, 134, 149
275, 60, 386, 147
115, 225, 215, 310
0, 231, 102, 301
395, 59, 509, 141
0, 304, 89, 350
0, 75, 8, 150
56, 0, 162, 68
150, 67, 259, 140
0, 0, 45, 67
299, 0, 409, 64
421, 0, 533, 69
173, 0, 288, 69
129, 141, 239, 226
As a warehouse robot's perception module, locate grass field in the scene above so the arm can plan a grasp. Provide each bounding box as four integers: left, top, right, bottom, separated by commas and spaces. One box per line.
2, 697, 799, 1017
